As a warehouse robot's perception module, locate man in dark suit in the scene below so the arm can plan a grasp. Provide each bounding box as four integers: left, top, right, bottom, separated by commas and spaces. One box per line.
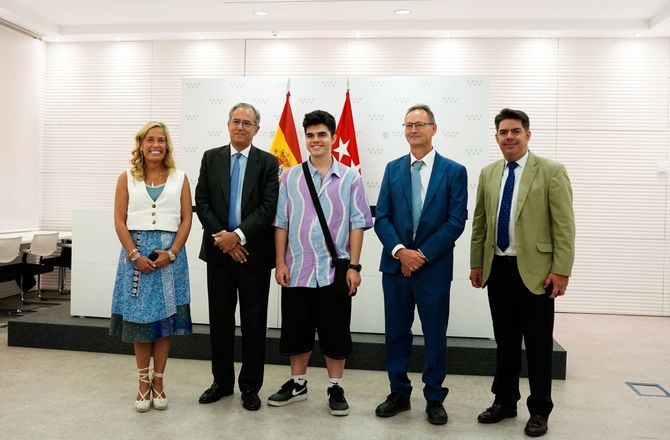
470, 108, 575, 437
374, 104, 468, 425
195, 102, 279, 411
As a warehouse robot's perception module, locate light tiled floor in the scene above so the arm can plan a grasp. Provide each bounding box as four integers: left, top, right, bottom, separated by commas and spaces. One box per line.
0, 313, 668, 439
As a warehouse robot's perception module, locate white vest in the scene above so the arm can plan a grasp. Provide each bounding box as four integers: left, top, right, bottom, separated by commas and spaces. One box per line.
126, 168, 184, 232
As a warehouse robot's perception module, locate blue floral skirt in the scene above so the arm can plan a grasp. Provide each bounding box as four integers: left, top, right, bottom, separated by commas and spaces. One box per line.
110, 230, 192, 343
110, 304, 192, 343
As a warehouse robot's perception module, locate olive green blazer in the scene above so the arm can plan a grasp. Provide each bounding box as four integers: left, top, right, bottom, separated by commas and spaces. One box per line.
470, 151, 575, 294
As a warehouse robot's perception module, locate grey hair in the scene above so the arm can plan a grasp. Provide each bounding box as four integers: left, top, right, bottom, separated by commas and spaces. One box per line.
229, 102, 261, 125
405, 104, 435, 123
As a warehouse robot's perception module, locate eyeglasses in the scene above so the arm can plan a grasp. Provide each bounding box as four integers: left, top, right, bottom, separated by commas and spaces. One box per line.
403, 122, 434, 130
229, 119, 257, 129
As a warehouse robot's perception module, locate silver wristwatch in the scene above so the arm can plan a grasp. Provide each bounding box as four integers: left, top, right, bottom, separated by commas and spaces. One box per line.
167, 250, 176, 261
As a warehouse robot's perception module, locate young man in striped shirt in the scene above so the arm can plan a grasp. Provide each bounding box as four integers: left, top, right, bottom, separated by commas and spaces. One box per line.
267, 110, 373, 415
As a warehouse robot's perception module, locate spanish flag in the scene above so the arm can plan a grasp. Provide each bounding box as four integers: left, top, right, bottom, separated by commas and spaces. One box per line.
270, 91, 301, 176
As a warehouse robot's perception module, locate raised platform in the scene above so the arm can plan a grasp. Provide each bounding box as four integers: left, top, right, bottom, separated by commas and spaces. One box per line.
7, 302, 566, 379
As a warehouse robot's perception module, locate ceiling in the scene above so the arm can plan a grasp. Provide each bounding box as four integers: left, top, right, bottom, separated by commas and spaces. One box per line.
3, 0, 670, 41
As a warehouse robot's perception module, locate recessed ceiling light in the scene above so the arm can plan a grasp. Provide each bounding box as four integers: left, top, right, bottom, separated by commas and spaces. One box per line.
254, 11, 270, 16
394, 9, 411, 15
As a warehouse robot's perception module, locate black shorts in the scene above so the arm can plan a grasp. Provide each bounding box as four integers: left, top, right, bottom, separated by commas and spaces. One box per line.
279, 283, 352, 359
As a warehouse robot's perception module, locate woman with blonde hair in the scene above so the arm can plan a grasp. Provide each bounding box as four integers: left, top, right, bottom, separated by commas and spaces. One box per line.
110, 121, 193, 412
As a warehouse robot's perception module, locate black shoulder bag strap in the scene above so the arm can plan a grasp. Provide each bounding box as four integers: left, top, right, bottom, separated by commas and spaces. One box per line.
302, 161, 339, 263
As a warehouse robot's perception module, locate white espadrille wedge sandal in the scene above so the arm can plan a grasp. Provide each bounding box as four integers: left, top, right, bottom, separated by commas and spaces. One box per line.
151, 371, 168, 410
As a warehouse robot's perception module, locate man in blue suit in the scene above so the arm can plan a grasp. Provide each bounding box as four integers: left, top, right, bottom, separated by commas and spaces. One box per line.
374, 104, 468, 425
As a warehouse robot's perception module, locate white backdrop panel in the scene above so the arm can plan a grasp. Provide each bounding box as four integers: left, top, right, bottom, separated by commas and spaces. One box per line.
180, 75, 492, 337
40, 37, 670, 319
181, 76, 489, 205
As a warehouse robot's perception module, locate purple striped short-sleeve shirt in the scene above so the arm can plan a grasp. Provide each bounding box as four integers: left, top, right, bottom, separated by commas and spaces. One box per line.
273, 159, 373, 288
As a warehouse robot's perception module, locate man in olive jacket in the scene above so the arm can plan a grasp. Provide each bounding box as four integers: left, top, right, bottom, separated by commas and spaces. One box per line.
469, 108, 575, 438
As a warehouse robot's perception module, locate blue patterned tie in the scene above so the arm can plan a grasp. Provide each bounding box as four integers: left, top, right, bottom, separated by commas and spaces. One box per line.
497, 161, 519, 252
411, 160, 424, 232
228, 153, 241, 230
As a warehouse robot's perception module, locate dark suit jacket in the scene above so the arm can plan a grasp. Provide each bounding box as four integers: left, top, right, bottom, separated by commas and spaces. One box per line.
195, 144, 279, 268
374, 151, 468, 282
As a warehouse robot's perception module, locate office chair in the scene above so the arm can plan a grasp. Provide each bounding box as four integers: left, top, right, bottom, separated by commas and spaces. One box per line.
0, 235, 34, 314
20, 232, 58, 303
41, 240, 72, 297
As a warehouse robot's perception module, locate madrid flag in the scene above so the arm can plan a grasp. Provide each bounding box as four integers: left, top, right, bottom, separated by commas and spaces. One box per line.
270, 91, 302, 175
332, 90, 361, 174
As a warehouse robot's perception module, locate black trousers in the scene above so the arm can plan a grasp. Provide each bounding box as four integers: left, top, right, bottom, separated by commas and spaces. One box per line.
487, 256, 555, 417
206, 260, 271, 393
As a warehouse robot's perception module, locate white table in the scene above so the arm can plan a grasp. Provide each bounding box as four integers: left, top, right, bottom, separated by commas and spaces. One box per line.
0, 230, 72, 245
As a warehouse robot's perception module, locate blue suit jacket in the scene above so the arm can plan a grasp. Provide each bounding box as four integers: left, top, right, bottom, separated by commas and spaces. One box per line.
374, 151, 468, 281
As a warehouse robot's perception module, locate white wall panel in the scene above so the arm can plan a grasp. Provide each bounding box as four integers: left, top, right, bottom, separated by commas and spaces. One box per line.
572, 184, 666, 239
553, 40, 669, 316
558, 239, 665, 315
346, 39, 559, 130
150, 40, 247, 186
40, 124, 136, 168
525, 130, 558, 156
40, 124, 137, 230
42, 42, 154, 230
41, 41, 247, 230
39, 36, 670, 316
664, 180, 670, 316
245, 39, 347, 75
556, 131, 667, 185
150, 40, 246, 126
0, 26, 44, 231
44, 42, 153, 125
42, 173, 118, 230
558, 39, 669, 131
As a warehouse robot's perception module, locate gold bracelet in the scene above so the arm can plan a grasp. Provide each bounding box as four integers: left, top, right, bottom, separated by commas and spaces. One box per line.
124, 248, 139, 264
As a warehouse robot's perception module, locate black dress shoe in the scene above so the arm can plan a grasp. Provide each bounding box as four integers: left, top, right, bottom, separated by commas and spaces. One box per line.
425, 401, 448, 425
375, 393, 411, 417
477, 403, 518, 423
241, 391, 262, 411
199, 382, 233, 404
524, 415, 548, 437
